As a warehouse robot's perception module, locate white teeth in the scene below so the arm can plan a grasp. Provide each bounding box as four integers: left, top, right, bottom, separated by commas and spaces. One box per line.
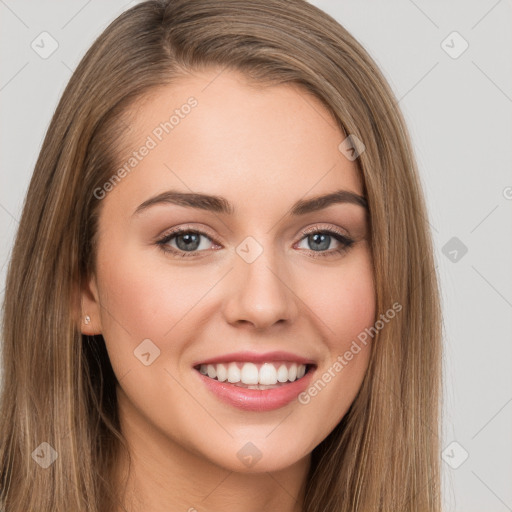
276, 364, 288, 383
216, 363, 228, 382
240, 362, 259, 384
227, 362, 241, 383
259, 363, 277, 385
288, 363, 297, 381
198, 361, 309, 385
207, 364, 216, 379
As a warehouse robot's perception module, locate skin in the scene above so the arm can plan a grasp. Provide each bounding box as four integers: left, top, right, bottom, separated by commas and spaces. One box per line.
81, 68, 375, 512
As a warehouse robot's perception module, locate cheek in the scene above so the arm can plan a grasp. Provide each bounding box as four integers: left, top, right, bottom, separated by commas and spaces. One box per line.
301, 245, 376, 348
293, 247, 375, 424
95, 244, 208, 340
93, 243, 214, 385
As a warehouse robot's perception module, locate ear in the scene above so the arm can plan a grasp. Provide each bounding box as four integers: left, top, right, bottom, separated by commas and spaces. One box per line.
77, 272, 103, 335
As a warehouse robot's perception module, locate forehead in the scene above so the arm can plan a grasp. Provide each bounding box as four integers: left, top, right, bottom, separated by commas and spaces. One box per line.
109, 69, 363, 215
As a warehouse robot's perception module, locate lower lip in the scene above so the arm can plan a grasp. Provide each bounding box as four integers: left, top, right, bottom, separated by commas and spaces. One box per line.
194, 366, 316, 412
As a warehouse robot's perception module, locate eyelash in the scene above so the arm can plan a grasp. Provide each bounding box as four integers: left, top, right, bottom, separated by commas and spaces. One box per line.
155, 224, 355, 259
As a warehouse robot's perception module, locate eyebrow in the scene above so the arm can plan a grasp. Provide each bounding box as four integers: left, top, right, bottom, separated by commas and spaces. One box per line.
133, 188, 368, 217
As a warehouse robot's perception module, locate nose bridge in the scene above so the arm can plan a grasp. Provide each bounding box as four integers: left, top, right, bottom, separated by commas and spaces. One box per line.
223, 234, 297, 328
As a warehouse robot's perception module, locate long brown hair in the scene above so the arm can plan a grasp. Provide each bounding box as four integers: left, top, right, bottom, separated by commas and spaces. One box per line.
0, 0, 442, 510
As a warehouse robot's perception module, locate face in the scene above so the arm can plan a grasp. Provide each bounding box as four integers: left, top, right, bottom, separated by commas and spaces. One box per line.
81, 69, 375, 474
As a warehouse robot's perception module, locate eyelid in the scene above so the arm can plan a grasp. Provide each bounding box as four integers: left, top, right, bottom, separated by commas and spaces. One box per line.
155, 222, 354, 258
299, 223, 350, 238
157, 222, 350, 242
156, 223, 221, 244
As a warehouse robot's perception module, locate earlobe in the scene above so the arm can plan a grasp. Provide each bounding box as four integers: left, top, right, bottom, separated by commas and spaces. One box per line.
78, 273, 103, 335
81, 313, 100, 335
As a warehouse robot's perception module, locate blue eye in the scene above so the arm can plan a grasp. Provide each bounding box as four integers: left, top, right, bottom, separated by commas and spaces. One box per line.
156, 226, 354, 259
156, 229, 217, 258
295, 229, 354, 258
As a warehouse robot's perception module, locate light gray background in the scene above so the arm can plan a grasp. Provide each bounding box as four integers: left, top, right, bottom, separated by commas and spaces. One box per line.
1, 1, 511, 511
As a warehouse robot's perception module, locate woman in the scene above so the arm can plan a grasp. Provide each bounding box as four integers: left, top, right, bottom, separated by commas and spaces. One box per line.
0, 0, 442, 510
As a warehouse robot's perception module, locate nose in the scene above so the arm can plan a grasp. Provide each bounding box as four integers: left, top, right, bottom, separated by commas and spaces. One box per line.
222, 244, 299, 330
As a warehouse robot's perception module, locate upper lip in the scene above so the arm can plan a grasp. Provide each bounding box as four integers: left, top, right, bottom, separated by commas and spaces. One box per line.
193, 350, 317, 367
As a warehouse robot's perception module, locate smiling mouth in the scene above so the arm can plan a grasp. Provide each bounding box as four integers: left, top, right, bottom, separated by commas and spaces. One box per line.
193, 361, 314, 390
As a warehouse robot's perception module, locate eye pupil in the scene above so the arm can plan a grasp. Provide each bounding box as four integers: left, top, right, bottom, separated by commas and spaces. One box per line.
176, 232, 201, 251
159, 228, 351, 259
309, 233, 330, 251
